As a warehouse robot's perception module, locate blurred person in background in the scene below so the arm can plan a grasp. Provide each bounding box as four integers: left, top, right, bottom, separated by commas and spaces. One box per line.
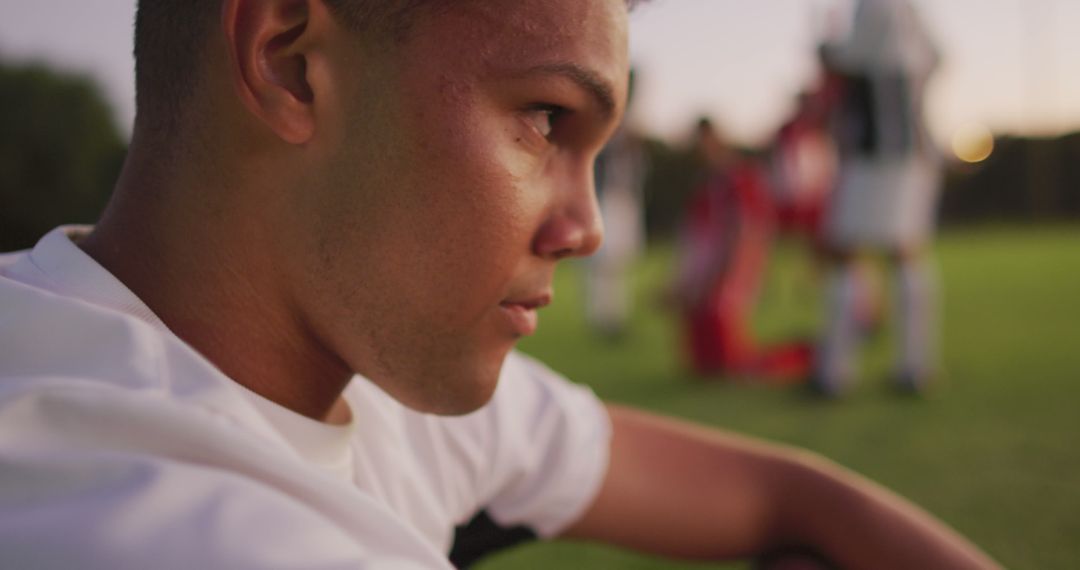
769, 45, 885, 349
671, 119, 811, 383
584, 71, 648, 339
814, 0, 943, 396
770, 88, 838, 245
0, 0, 997, 568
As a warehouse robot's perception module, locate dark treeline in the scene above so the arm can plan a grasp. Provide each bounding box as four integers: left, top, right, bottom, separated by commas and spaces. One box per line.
0, 61, 125, 252
940, 134, 1080, 224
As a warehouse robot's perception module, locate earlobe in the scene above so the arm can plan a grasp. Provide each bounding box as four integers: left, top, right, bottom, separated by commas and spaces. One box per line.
222, 0, 320, 145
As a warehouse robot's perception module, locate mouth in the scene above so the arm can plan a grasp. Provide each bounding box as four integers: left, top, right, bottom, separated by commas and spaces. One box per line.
498, 292, 552, 337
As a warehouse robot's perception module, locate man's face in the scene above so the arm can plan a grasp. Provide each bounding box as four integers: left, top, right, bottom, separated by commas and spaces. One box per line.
289, 0, 629, 414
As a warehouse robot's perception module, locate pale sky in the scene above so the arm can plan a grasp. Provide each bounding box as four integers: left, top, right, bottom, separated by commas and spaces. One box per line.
2, 0, 1079, 147
628, 0, 1080, 145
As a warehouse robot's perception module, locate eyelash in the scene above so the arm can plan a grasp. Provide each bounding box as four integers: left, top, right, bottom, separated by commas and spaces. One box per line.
526, 103, 568, 140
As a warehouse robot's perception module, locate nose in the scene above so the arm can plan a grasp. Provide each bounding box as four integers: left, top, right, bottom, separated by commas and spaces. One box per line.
532, 164, 604, 261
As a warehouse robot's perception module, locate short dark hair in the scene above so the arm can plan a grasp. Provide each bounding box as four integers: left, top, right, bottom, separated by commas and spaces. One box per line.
133, 0, 425, 134
134, 0, 641, 135
132, 0, 216, 133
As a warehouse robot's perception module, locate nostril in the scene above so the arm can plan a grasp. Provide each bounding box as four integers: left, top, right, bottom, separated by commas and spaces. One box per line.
552, 247, 575, 260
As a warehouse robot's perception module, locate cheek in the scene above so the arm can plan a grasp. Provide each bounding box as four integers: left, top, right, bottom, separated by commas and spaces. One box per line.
335, 160, 516, 324
414, 167, 531, 285
332, 90, 543, 314
406, 120, 539, 262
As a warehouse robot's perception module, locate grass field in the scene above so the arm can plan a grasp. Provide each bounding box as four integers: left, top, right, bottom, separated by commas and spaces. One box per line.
477, 224, 1080, 570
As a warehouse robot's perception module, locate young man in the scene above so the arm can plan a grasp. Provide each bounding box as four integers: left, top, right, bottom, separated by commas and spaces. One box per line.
0, 1, 998, 568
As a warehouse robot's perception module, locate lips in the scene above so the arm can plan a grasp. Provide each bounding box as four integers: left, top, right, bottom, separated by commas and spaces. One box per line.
499, 292, 552, 337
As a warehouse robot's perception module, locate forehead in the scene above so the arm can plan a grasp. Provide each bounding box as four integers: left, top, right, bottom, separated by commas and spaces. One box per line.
399, 0, 630, 103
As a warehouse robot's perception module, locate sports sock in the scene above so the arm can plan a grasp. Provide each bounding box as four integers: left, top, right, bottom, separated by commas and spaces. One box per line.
815, 264, 860, 394
895, 257, 938, 383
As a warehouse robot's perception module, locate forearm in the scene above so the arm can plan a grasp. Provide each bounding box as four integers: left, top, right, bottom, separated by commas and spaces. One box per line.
563, 405, 800, 560
565, 405, 1001, 569
771, 452, 1001, 570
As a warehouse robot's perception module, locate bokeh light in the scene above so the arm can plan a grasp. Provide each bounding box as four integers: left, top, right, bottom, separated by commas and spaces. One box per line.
951, 123, 995, 163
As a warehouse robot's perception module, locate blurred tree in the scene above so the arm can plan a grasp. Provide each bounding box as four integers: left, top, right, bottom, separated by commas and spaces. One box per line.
940, 133, 1080, 224
641, 137, 701, 240
0, 60, 126, 252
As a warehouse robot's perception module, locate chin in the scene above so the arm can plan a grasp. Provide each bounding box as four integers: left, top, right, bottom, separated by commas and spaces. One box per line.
428, 385, 498, 416
377, 352, 507, 417
432, 357, 506, 416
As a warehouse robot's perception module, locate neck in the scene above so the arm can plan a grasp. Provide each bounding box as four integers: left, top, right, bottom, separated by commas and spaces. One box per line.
81, 139, 354, 424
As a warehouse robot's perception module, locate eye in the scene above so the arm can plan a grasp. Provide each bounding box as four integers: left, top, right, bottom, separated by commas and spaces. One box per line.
524, 104, 567, 139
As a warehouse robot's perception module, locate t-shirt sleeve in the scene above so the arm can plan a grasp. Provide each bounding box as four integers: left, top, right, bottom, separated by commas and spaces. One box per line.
468, 351, 612, 538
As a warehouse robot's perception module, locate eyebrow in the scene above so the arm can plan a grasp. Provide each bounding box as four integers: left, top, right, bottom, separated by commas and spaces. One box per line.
524, 62, 619, 120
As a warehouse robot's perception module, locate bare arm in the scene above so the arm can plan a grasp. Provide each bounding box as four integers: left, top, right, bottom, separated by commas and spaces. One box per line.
562, 404, 1000, 569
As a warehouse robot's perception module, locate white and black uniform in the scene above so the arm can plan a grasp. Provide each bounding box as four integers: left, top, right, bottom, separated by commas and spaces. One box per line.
822, 0, 942, 250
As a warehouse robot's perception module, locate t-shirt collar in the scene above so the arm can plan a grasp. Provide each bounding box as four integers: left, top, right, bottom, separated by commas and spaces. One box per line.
26, 225, 168, 331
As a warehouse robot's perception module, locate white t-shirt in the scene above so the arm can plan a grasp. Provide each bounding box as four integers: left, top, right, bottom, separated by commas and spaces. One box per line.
0, 227, 612, 569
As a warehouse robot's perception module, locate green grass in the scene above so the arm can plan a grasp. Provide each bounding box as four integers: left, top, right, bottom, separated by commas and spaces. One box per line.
478, 224, 1080, 570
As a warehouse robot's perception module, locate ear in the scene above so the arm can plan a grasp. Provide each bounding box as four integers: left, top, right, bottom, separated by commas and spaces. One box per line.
222, 0, 327, 145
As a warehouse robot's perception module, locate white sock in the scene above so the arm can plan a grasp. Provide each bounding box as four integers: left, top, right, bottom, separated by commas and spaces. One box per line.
816, 264, 860, 392
894, 257, 938, 380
